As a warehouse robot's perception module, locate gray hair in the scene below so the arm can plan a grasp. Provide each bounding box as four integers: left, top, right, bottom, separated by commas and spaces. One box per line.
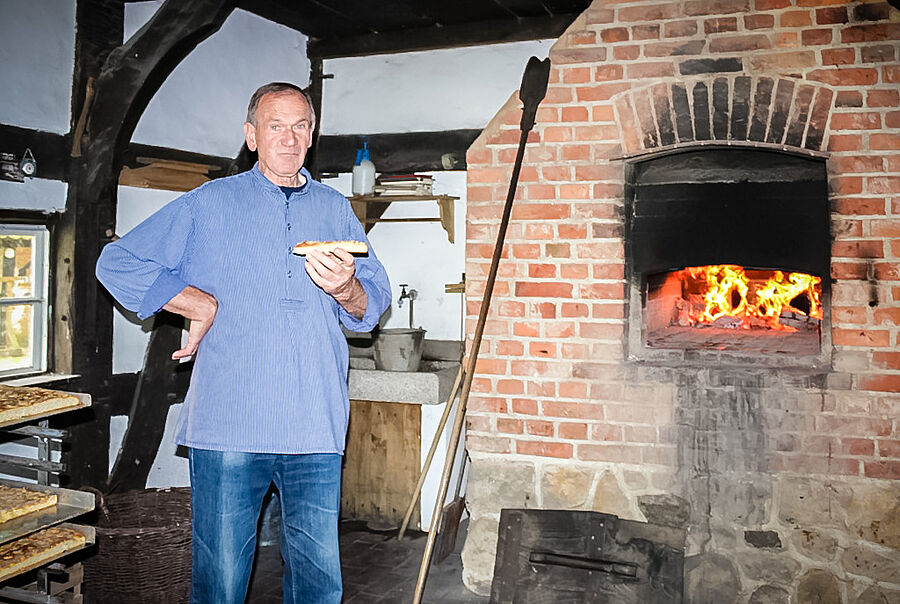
246, 82, 316, 127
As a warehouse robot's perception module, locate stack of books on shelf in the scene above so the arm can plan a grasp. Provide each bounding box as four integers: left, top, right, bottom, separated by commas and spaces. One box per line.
374, 174, 433, 196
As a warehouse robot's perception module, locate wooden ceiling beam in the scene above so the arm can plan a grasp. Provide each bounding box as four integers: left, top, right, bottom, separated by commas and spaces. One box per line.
0, 124, 70, 182
0, 122, 240, 187
315, 129, 482, 175
236, 0, 359, 37
123, 143, 235, 175
307, 13, 577, 59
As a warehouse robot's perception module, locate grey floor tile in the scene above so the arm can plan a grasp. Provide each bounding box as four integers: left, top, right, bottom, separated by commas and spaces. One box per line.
247, 519, 487, 603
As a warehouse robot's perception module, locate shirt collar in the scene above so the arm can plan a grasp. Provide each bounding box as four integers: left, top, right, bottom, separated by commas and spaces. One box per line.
250, 163, 312, 195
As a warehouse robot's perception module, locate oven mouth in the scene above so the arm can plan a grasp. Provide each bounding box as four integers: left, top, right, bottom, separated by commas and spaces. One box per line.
624, 147, 831, 368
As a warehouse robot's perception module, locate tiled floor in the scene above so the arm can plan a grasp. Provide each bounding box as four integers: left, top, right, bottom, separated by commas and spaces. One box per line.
246, 519, 488, 603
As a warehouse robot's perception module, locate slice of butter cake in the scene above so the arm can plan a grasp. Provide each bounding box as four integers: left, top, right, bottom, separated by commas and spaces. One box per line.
0, 385, 81, 425
0, 485, 57, 524
0, 526, 86, 581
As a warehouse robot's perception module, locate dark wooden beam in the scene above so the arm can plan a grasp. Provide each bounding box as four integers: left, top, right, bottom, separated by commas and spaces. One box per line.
103, 372, 142, 416
53, 0, 125, 490
0, 125, 241, 184
316, 129, 481, 175
307, 14, 577, 59
0, 209, 61, 224
123, 143, 234, 175
60, 0, 236, 490
0, 125, 70, 182
237, 0, 360, 39
306, 57, 328, 179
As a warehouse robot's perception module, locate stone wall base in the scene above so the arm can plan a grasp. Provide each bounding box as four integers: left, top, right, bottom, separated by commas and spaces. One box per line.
461, 455, 900, 602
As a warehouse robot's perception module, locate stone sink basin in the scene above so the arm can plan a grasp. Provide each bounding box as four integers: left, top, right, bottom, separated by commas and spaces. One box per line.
346, 338, 462, 405
348, 358, 460, 405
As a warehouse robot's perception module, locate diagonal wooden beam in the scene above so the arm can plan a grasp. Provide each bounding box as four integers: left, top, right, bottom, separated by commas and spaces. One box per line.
80, 0, 237, 170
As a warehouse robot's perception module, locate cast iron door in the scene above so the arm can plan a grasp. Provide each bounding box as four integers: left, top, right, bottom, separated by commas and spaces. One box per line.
490, 509, 684, 604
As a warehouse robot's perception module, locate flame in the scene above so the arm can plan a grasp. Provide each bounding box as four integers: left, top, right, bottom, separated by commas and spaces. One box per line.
682, 265, 822, 332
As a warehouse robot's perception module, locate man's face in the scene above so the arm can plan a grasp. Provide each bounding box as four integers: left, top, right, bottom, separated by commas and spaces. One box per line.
243, 91, 314, 186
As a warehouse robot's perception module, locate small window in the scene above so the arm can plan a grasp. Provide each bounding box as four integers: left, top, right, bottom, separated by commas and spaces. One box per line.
0, 225, 48, 377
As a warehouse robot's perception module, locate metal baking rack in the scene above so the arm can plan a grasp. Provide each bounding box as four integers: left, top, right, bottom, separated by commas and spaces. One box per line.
0, 481, 95, 547
0, 389, 95, 603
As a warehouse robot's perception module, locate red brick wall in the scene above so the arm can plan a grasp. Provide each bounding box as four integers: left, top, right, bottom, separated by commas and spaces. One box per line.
464, 0, 900, 479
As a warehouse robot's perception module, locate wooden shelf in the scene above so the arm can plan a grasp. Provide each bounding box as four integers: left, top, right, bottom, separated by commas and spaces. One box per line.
349, 194, 458, 243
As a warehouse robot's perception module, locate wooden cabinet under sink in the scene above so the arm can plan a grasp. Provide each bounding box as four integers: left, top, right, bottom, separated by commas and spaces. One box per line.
341, 399, 421, 529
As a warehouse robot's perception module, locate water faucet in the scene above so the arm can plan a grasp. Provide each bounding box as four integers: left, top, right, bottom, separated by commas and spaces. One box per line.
397, 284, 418, 328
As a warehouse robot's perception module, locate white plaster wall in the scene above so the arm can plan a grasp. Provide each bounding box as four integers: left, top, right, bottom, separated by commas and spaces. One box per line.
420, 401, 467, 529
126, 2, 310, 157
109, 405, 190, 488
320, 40, 552, 135
0, 0, 75, 134
320, 41, 553, 339
0, 179, 67, 213
323, 171, 467, 340
0, 0, 75, 213
113, 186, 179, 374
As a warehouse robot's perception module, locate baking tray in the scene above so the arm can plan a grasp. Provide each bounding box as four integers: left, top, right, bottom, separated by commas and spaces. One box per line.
0, 523, 94, 584
0, 480, 95, 547
0, 391, 91, 430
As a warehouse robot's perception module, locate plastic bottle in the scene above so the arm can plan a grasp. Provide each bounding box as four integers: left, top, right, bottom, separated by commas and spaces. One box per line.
351, 141, 376, 195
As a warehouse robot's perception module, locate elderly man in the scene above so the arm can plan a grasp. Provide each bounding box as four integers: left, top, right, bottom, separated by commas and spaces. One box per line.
96, 82, 391, 604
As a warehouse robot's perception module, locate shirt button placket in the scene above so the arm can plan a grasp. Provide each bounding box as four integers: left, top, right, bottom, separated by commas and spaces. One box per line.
285, 198, 294, 285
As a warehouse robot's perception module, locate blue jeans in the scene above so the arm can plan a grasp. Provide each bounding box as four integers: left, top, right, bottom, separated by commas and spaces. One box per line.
188, 448, 342, 604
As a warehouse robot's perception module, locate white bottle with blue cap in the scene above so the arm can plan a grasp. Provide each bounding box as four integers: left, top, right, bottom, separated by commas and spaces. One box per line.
351, 141, 376, 195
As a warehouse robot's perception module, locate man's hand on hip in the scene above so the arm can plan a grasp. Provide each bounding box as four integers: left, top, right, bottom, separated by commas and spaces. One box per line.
162, 285, 218, 360
305, 247, 368, 319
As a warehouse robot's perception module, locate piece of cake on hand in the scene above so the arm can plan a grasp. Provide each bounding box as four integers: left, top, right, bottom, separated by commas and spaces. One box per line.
292, 240, 369, 256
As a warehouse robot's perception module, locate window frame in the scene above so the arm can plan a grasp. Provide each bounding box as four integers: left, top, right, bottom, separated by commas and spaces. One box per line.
0, 224, 49, 378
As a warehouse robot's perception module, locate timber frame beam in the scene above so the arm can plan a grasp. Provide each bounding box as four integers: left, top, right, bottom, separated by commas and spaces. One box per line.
315, 129, 481, 175
0, 125, 70, 182
305, 15, 579, 60
0, 124, 237, 186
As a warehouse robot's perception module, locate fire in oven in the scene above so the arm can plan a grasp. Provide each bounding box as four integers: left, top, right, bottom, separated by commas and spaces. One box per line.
625, 147, 830, 361
645, 264, 823, 355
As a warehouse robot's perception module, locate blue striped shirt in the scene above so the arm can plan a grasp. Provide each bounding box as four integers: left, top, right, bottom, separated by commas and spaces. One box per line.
96, 165, 391, 454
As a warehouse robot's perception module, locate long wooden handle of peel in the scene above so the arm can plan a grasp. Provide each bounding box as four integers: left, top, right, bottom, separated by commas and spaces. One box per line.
411, 125, 529, 603
397, 362, 465, 540
411, 57, 550, 603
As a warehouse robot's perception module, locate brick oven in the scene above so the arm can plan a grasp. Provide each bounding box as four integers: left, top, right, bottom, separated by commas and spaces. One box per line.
461, 0, 900, 601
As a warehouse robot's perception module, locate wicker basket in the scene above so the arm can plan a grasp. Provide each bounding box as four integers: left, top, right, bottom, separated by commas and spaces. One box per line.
83, 487, 192, 604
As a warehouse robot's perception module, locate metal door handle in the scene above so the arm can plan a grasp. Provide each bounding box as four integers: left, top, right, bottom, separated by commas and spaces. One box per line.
529, 552, 639, 577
